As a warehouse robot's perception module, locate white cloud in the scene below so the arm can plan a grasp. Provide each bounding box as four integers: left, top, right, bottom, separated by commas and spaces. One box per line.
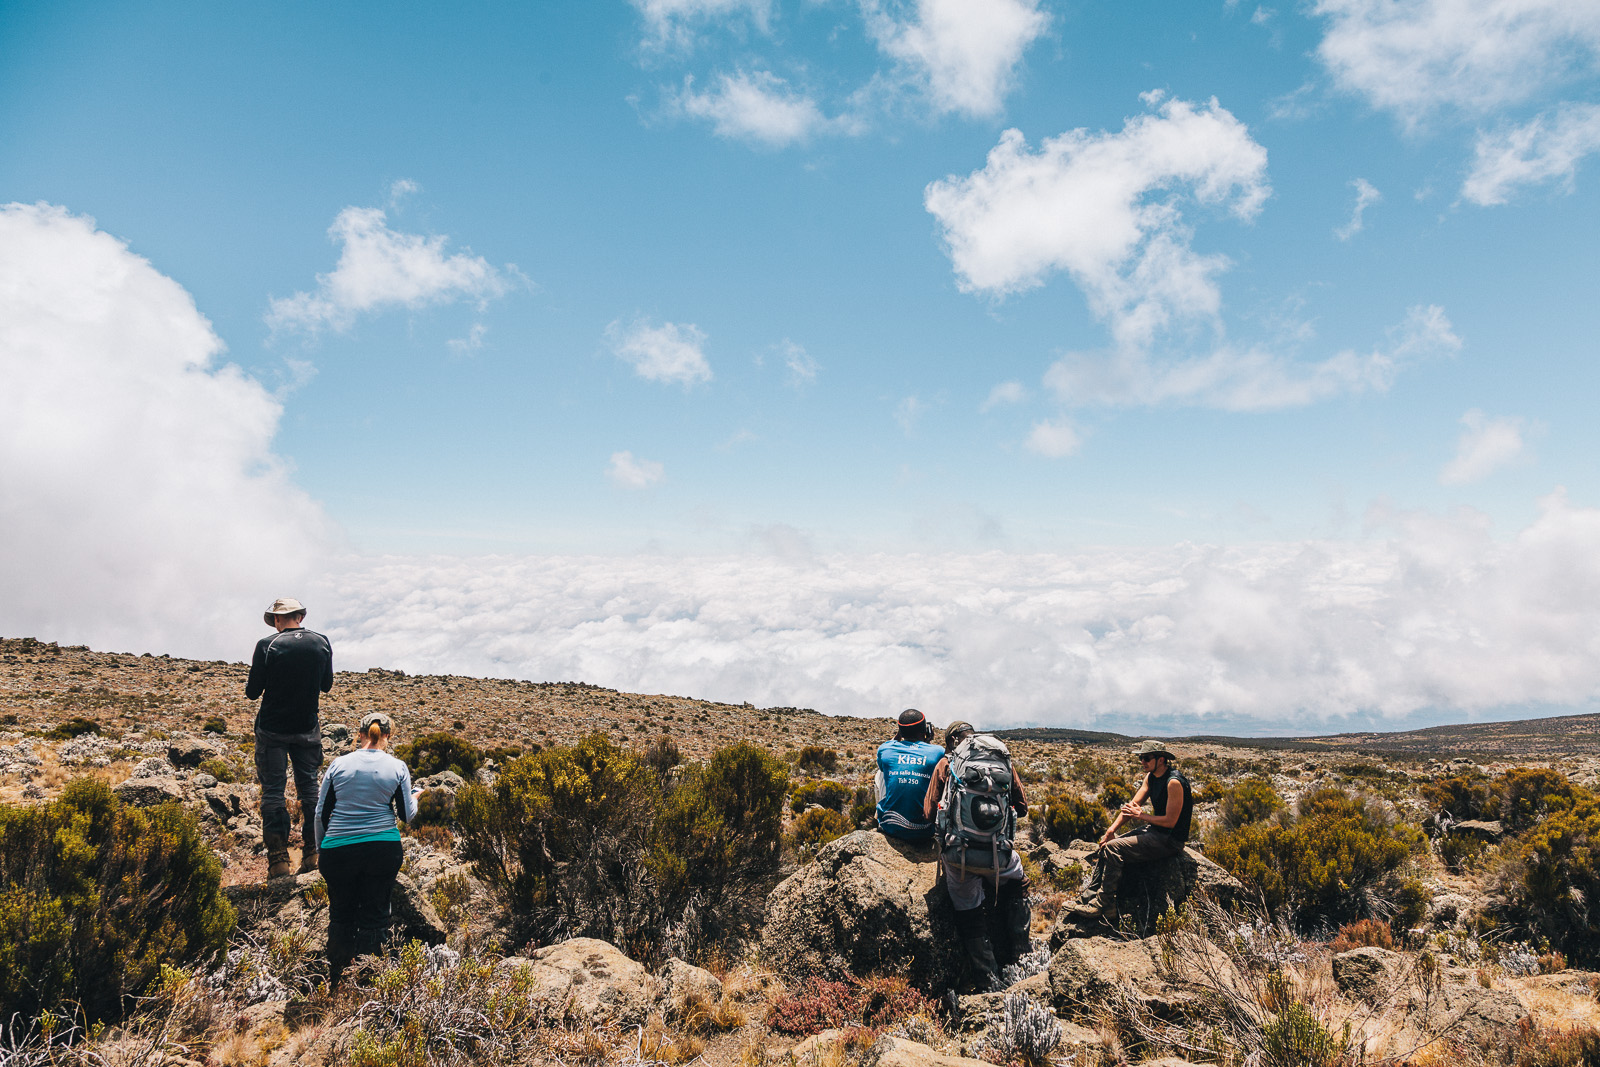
607, 451, 666, 489
1461, 102, 1600, 205
861, 0, 1050, 118
387, 178, 419, 205
1335, 177, 1382, 240
894, 395, 926, 435
1043, 304, 1460, 411
0, 202, 330, 657
673, 71, 846, 147
318, 489, 1600, 728
980, 380, 1027, 412
606, 319, 714, 386
777, 340, 819, 388
925, 95, 1270, 350
1024, 418, 1081, 458
267, 203, 510, 334
632, 0, 771, 47
1441, 410, 1527, 484
1312, 0, 1600, 128
447, 323, 488, 357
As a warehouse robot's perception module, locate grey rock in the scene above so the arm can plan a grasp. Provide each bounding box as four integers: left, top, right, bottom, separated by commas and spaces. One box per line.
194, 773, 218, 789
1052, 844, 1245, 943
416, 770, 466, 793
321, 723, 351, 747
659, 957, 723, 1008
499, 938, 661, 1027
759, 830, 965, 989
1450, 819, 1505, 841
1047, 936, 1218, 1023
167, 737, 219, 768
130, 755, 173, 778
114, 776, 186, 806
390, 872, 447, 945
1332, 947, 1405, 1002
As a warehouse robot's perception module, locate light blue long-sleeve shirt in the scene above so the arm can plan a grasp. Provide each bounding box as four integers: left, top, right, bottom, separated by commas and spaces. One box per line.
315, 748, 418, 848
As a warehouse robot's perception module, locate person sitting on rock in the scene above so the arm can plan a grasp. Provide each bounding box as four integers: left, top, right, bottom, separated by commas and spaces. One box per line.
314, 711, 420, 986
874, 708, 945, 840
1076, 740, 1193, 922
923, 721, 1031, 991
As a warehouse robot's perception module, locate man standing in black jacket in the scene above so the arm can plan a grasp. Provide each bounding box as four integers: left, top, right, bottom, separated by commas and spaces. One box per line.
246, 597, 333, 879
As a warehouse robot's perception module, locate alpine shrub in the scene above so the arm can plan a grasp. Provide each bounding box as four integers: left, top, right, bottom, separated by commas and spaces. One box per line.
796, 746, 839, 774
766, 976, 933, 1036
1208, 787, 1421, 927
1216, 777, 1285, 830
1260, 1002, 1340, 1067
201, 715, 228, 735
48, 716, 101, 739
456, 734, 785, 963
1420, 772, 1500, 822
789, 807, 853, 851
1329, 918, 1394, 952
394, 732, 482, 780
790, 780, 852, 814
0, 778, 234, 1022
1500, 768, 1578, 833
1099, 777, 1133, 809
1491, 793, 1600, 964
1033, 791, 1108, 846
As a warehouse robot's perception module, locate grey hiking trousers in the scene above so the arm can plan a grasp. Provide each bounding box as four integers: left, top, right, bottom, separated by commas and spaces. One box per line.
1083, 828, 1183, 901
255, 726, 324, 843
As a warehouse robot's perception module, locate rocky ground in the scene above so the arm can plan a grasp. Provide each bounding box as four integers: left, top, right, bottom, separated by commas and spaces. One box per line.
8, 632, 1600, 1066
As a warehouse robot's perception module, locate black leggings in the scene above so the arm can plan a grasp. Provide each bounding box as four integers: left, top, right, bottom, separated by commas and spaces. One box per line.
320, 840, 403, 935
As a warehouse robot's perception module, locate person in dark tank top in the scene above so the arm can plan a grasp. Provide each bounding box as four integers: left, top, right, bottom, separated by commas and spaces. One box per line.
1073, 740, 1195, 922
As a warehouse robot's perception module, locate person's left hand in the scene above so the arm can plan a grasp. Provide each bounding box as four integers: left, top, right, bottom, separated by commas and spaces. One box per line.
1119, 802, 1143, 819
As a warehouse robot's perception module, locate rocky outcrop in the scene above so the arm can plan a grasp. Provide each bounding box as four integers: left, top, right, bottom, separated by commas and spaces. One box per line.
499, 938, 661, 1027
1047, 936, 1210, 1023
1410, 969, 1530, 1051
760, 831, 964, 989
167, 736, 220, 767
791, 1032, 993, 1067
1051, 843, 1246, 942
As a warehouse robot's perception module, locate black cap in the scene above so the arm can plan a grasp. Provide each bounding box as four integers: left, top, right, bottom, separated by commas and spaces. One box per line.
898, 708, 926, 727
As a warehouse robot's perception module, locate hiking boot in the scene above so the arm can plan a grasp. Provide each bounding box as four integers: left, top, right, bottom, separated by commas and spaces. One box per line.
298, 848, 319, 874
264, 831, 293, 880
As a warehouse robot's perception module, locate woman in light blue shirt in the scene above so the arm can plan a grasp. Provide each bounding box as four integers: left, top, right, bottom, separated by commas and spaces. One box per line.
314, 711, 419, 983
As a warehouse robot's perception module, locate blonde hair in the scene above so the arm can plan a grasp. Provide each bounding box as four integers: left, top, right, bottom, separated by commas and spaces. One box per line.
367, 721, 385, 744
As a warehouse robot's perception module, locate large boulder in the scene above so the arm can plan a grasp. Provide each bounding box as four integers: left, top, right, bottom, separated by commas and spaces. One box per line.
1047, 936, 1210, 1023
167, 736, 220, 768
791, 1032, 992, 1067
1052, 844, 1245, 942
1409, 968, 1529, 1052
499, 938, 661, 1027
659, 957, 723, 1007
760, 831, 964, 989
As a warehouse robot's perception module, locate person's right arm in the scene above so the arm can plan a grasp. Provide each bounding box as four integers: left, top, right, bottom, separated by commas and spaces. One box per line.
244, 639, 267, 700
1099, 773, 1151, 845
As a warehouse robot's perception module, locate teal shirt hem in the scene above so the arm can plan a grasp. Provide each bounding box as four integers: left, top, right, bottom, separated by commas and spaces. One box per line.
320, 828, 401, 849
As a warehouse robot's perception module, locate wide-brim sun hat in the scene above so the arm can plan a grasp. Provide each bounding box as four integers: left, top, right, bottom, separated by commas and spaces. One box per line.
1133, 740, 1175, 761
263, 597, 307, 626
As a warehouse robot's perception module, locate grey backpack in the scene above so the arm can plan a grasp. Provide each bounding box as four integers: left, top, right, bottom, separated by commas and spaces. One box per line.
937, 734, 1016, 887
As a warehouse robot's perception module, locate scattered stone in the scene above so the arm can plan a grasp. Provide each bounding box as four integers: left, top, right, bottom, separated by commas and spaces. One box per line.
659, 957, 723, 1007
321, 722, 351, 748
1450, 819, 1505, 841
113, 776, 186, 807
167, 736, 220, 768
499, 938, 661, 1027
1332, 947, 1406, 1002
760, 830, 964, 989
416, 769, 465, 793
129, 755, 173, 778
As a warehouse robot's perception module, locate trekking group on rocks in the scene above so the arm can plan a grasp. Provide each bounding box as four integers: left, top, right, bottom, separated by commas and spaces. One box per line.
873, 709, 1195, 990
247, 596, 1193, 992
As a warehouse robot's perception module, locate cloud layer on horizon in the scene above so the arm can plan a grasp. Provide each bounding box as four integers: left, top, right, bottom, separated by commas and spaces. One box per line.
315, 490, 1600, 731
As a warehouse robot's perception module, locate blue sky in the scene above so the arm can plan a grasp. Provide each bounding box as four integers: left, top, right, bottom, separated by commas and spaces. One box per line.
4, 0, 1599, 731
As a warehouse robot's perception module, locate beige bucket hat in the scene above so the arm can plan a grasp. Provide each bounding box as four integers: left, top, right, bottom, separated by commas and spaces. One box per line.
263, 597, 307, 626
1133, 740, 1175, 761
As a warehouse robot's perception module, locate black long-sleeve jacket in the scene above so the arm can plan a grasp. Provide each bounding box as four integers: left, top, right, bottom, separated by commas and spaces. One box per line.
245, 627, 333, 734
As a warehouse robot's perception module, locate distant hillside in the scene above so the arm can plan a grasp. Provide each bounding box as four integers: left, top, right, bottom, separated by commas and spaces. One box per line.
999, 711, 1600, 758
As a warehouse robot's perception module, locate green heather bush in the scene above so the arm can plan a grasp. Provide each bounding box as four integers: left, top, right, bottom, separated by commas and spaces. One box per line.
48, 716, 101, 739
1215, 777, 1285, 830
796, 745, 839, 774
456, 734, 786, 962
1500, 768, 1578, 833
1208, 787, 1421, 927
0, 778, 234, 1022
1099, 777, 1133, 809
847, 785, 876, 829
789, 807, 853, 851
395, 732, 483, 780
1421, 771, 1500, 821
790, 779, 852, 814
1033, 790, 1108, 846
1260, 1002, 1341, 1067
1492, 792, 1600, 963
200, 715, 228, 735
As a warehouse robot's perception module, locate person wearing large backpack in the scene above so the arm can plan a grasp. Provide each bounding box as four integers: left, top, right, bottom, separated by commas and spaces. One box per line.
874, 709, 946, 840
922, 721, 1031, 991
1076, 740, 1194, 921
